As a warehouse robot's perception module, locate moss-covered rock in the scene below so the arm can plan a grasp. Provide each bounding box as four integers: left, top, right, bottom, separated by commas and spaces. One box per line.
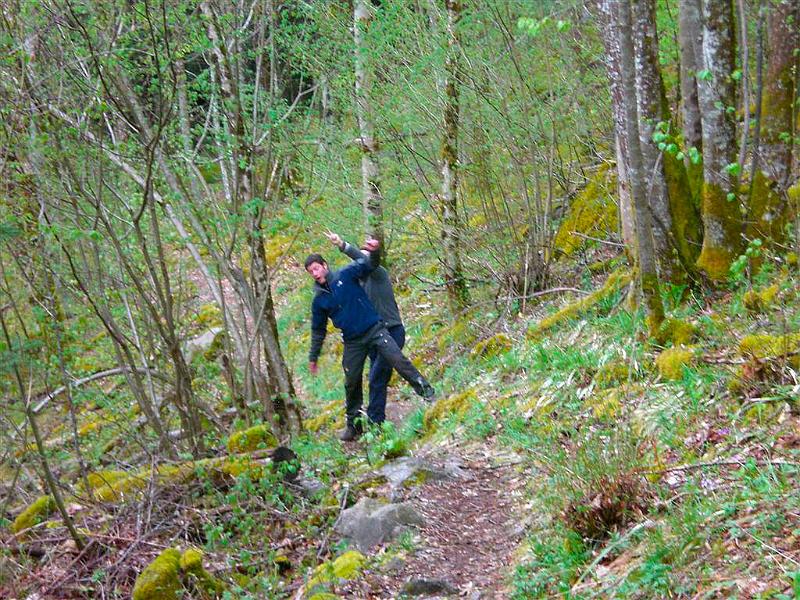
11, 495, 56, 534
423, 388, 478, 432
470, 333, 513, 359
132, 548, 182, 600
654, 318, 698, 346
655, 347, 695, 381
307, 550, 367, 592
528, 270, 632, 339
180, 547, 224, 598
553, 164, 619, 256
226, 424, 278, 453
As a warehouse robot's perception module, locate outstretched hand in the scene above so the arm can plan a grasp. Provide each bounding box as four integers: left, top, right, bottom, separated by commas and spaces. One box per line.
325, 231, 343, 248
363, 238, 380, 252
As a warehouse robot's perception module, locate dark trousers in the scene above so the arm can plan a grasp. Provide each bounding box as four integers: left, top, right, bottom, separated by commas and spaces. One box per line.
342, 323, 428, 427
367, 324, 405, 424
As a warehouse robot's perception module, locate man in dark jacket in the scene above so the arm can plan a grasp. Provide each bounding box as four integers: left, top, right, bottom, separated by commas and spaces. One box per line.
326, 232, 403, 426
306, 238, 435, 441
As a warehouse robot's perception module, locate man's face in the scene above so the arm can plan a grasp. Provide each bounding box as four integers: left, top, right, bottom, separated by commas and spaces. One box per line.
306, 261, 329, 284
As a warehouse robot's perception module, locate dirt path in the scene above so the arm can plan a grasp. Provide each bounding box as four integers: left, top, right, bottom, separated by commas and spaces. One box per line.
339, 440, 525, 599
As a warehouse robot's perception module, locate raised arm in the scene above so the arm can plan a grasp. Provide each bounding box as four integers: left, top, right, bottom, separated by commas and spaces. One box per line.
326, 231, 369, 262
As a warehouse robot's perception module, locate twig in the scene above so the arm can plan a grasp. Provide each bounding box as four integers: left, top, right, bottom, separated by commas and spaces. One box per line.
641, 458, 800, 475
568, 231, 626, 248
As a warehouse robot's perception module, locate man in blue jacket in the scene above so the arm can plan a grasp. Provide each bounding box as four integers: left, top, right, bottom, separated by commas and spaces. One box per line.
306, 238, 435, 441
325, 232, 404, 427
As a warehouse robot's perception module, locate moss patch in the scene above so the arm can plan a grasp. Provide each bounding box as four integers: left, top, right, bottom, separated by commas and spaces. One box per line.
593, 361, 633, 389
11, 495, 56, 534
742, 284, 779, 314
180, 547, 224, 597
655, 347, 695, 381
132, 548, 182, 600
424, 388, 479, 432
226, 424, 278, 454
654, 318, 698, 346
308, 550, 367, 591
470, 333, 512, 359
528, 270, 632, 339
553, 164, 619, 256
738, 333, 800, 361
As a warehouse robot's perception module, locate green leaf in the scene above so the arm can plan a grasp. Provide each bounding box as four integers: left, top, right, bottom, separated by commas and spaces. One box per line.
730, 69, 742, 81
726, 193, 736, 202
666, 143, 678, 154
675, 151, 685, 161
724, 162, 741, 176
697, 69, 712, 81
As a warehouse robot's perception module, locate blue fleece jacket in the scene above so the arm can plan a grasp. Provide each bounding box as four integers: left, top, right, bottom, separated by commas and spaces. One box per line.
308, 249, 381, 362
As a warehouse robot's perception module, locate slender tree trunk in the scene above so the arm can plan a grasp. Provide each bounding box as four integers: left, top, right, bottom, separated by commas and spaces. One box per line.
354, 0, 384, 246
617, 0, 665, 334
747, 0, 799, 245
679, 0, 704, 197
440, 0, 470, 312
597, 0, 635, 258
633, 0, 702, 278
696, 0, 742, 280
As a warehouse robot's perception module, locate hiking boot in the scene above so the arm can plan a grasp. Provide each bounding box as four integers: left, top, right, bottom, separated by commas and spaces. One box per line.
339, 424, 362, 441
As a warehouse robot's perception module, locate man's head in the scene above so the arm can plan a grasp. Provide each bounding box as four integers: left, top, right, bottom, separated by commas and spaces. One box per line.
304, 253, 328, 284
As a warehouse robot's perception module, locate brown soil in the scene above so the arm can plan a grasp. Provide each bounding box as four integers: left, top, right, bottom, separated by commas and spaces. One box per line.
338, 445, 524, 599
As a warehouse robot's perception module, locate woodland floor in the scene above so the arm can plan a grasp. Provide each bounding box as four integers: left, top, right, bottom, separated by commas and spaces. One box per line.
338, 397, 526, 599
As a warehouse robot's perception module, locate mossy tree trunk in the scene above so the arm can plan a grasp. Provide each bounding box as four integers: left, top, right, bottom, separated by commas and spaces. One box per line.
632, 0, 702, 280
616, 0, 665, 334
747, 0, 799, 246
679, 0, 705, 198
696, 0, 742, 281
439, 0, 470, 313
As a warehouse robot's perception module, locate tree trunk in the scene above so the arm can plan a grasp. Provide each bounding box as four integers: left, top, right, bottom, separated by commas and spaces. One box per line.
354, 0, 385, 246
696, 0, 742, 280
440, 0, 470, 312
679, 0, 705, 197
633, 0, 702, 279
616, 0, 665, 334
596, 0, 634, 258
747, 0, 799, 245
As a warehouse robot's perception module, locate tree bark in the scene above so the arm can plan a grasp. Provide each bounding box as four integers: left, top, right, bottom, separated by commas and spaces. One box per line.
440, 0, 470, 312
616, 0, 665, 333
696, 0, 742, 280
679, 0, 704, 197
747, 0, 799, 245
632, 0, 701, 279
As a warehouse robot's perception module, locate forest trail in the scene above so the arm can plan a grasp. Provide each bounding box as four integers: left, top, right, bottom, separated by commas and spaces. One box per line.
339, 396, 526, 599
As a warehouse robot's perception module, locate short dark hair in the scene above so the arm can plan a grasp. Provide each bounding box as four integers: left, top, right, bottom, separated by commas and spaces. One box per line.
304, 253, 326, 270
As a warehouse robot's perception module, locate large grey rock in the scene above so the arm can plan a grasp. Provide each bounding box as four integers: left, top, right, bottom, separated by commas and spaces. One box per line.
401, 578, 458, 596
380, 456, 466, 489
335, 497, 425, 552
